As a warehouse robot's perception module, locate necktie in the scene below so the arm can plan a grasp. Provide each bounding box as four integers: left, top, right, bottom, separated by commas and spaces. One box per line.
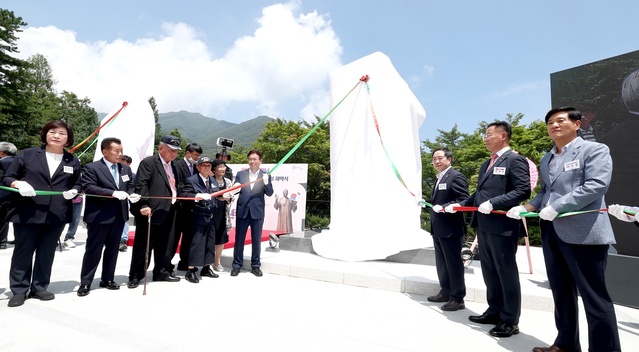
189, 163, 193, 176
485, 153, 498, 174
205, 179, 210, 192
111, 164, 119, 187
164, 163, 177, 204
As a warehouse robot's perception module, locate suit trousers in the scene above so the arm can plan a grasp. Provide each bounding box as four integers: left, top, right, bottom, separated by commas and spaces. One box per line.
540, 220, 621, 352
80, 221, 125, 284
10, 223, 65, 294
433, 235, 466, 301
477, 228, 521, 325
129, 205, 178, 280
174, 207, 194, 269
233, 210, 263, 269
188, 216, 216, 267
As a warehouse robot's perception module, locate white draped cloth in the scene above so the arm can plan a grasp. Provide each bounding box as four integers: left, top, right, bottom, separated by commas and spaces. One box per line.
312, 52, 431, 261
93, 99, 156, 173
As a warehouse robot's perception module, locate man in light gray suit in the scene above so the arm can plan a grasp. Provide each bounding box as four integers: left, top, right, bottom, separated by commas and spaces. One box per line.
507, 106, 621, 352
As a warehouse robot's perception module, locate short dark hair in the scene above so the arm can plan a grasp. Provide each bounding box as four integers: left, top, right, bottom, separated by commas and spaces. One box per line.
544, 106, 582, 124
101, 137, 122, 152
215, 151, 231, 161
247, 149, 263, 160
432, 147, 453, 160
121, 155, 132, 164
185, 143, 203, 154
487, 121, 512, 140
40, 120, 75, 147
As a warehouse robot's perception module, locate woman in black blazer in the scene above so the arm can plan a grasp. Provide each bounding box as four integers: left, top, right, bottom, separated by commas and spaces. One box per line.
2, 120, 82, 307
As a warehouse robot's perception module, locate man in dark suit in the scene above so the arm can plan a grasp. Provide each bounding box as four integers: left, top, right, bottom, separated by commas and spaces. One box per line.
173, 142, 202, 271
230, 149, 273, 277
508, 107, 621, 352
446, 121, 530, 338
127, 135, 183, 288
0, 142, 18, 249
427, 148, 469, 311
77, 138, 138, 296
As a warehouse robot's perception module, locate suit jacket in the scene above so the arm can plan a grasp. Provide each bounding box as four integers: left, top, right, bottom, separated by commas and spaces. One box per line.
234, 169, 274, 220
530, 137, 615, 245
175, 158, 197, 211
130, 154, 181, 224
0, 156, 15, 202
429, 168, 469, 238
180, 173, 215, 219
461, 149, 531, 236
81, 159, 135, 224
2, 146, 81, 224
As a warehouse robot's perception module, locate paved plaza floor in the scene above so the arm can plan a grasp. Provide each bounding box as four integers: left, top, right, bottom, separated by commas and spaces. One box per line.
0, 225, 637, 351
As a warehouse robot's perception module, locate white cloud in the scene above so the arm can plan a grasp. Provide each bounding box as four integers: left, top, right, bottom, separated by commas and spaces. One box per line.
485, 80, 547, 100
14, 2, 343, 122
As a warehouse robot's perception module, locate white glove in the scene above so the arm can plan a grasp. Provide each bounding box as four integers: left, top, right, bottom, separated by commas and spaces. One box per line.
195, 193, 212, 201
128, 193, 141, 204
14, 181, 36, 197
418, 199, 426, 208
478, 201, 493, 214
112, 191, 128, 200
222, 192, 231, 200
608, 204, 635, 222
635, 213, 639, 223
262, 176, 269, 185
445, 203, 460, 213
432, 205, 443, 213
539, 205, 559, 221
62, 189, 78, 200
506, 205, 527, 220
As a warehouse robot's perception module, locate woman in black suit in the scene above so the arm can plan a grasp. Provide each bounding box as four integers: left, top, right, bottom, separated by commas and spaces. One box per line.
2, 120, 82, 307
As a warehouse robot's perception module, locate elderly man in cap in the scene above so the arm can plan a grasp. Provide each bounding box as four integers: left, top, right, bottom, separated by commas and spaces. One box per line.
179, 157, 222, 283
127, 135, 183, 288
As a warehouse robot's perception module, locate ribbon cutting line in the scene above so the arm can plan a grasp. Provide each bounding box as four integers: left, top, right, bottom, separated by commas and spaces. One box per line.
419, 200, 619, 218
0, 179, 260, 201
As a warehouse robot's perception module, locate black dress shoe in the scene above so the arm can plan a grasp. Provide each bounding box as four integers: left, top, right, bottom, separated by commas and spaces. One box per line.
427, 293, 450, 303
99, 280, 120, 290
441, 301, 465, 311
489, 321, 519, 337
201, 266, 219, 278
185, 270, 199, 283
127, 277, 140, 289
153, 273, 180, 282
0, 243, 7, 249
77, 284, 91, 297
7, 240, 15, 245
532, 345, 566, 352
469, 313, 501, 325
230, 268, 240, 276
28, 290, 55, 301
8, 293, 26, 307
251, 267, 263, 277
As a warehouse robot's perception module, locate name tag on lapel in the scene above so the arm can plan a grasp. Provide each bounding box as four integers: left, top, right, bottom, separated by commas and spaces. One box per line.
121, 175, 130, 182
63, 166, 74, 174
493, 167, 506, 175
438, 183, 447, 190
564, 160, 580, 171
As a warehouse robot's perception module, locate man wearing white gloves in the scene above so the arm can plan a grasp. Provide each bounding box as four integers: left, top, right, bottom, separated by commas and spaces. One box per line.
445, 121, 530, 338
506, 107, 620, 352
608, 204, 639, 223
230, 149, 273, 277
426, 148, 469, 311
77, 138, 139, 297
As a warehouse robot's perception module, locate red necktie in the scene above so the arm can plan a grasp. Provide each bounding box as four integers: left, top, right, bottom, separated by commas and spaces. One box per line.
485, 153, 498, 174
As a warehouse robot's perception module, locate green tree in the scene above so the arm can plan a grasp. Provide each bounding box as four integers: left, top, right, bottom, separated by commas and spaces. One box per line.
58, 90, 99, 164
148, 96, 161, 149
253, 117, 331, 221
0, 9, 30, 146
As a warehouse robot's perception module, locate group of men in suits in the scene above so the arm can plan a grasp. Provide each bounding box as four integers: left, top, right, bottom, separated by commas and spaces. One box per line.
428, 109, 621, 352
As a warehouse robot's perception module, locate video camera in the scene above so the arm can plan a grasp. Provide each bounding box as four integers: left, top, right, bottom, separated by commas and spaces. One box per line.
216, 137, 234, 150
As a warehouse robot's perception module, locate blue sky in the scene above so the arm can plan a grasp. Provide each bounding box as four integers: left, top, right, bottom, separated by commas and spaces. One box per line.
4, 0, 639, 142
